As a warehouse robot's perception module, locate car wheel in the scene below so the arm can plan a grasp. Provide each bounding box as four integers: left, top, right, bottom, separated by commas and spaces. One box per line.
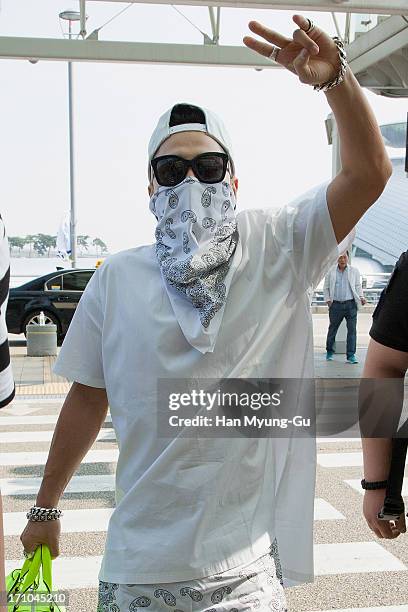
23, 310, 62, 341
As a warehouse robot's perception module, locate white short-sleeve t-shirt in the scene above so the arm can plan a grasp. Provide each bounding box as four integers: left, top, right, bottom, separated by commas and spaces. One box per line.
53, 180, 340, 587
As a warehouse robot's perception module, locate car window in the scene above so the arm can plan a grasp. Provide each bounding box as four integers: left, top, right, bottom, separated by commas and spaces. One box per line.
62, 271, 94, 291
45, 275, 63, 291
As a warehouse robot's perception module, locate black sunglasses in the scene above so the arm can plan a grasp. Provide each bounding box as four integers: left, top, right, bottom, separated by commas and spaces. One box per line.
151, 152, 230, 187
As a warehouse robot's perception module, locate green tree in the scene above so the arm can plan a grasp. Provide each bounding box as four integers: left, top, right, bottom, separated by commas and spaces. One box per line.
92, 237, 108, 255
10, 233, 108, 258
8, 237, 26, 254
7, 237, 15, 253
32, 234, 56, 257
24, 235, 36, 257
47, 235, 57, 257
77, 235, 90, 254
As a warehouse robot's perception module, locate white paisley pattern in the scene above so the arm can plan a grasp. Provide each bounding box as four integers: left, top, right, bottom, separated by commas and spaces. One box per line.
149, 177, 239, 339
97, 540, 287, 611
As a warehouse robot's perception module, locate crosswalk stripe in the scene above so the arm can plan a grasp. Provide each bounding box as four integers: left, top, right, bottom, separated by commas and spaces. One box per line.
2, 498, 345, 535
12, 446, 391, 469
314, 542, 406, 575
345, 478, 408, 496
0, 472, 345, 521
3, 408, 407, 604
0, 448, 119, 466
309, 607, 408, 612
5, 555, 103, 589
5, 542, 405, 590
318, 452, 408, 468
3, 508, 114, 535
0, 414, 112, 425
316, 438, 361, 443
0, 427, 362, 441
0, 400, 63, 416
0, 429, 115, 443
6, 398, 65, 404
314, 498, 345, 520
0, 474, 115, 496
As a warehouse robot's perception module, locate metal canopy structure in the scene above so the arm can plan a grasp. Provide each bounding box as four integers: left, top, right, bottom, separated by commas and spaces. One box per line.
0, 1, 405, 275
0, 37, 284, 69
0, 1, 407, 97
87, 0, 408, 15
347, 15, 408, 97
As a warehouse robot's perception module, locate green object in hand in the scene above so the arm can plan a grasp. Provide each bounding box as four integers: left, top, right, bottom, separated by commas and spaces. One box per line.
6, 544, 66, 611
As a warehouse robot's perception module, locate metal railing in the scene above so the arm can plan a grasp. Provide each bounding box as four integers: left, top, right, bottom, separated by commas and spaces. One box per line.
312, 272, 391, 306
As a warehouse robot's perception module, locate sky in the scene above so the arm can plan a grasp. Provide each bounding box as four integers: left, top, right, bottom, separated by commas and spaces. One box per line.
0, 1, 407, 254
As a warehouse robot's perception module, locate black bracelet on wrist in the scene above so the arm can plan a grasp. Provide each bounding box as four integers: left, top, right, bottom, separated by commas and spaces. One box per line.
361, 478, 388, 490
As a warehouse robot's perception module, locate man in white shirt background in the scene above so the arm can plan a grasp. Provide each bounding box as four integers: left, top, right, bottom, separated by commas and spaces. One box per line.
324, 250, 366, 364
18, 14, 394, 612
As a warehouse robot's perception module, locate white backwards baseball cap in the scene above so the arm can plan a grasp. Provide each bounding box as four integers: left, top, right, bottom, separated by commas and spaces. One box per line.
147, 103, 235, 182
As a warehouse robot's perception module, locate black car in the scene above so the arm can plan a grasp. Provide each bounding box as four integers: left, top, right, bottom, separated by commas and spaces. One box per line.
6, 268, 95, 344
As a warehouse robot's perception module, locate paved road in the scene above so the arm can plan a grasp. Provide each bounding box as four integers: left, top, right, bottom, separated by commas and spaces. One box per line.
2, 399, 408, 612
2, 316, 408, 611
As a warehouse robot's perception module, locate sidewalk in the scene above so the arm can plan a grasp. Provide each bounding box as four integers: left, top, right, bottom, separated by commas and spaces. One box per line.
10, 345, 70, 398
313, 311, 371, 378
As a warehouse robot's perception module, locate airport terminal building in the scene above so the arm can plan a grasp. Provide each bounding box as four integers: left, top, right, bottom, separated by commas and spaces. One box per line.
353, 121, 408, 273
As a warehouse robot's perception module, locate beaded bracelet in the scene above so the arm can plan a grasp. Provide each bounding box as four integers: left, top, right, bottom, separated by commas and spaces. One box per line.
313, 36, 348, 92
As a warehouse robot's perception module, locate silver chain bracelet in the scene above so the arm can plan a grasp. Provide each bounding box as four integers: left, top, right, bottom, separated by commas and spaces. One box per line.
26, 505, 63, 522
313, 36, 348, 92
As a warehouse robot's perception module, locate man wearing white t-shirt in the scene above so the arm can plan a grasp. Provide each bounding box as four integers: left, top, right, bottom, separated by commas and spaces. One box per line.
20, 15, 393, 611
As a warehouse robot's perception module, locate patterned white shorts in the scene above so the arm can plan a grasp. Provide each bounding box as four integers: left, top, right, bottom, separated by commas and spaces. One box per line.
97, 538, 287, 612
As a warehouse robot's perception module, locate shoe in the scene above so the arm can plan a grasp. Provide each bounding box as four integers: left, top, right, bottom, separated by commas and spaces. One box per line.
347, 355, 358, 364
326, 351, 334, 361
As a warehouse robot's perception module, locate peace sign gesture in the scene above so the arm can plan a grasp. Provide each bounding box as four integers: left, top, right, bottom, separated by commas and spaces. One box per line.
243, 14, 342, 87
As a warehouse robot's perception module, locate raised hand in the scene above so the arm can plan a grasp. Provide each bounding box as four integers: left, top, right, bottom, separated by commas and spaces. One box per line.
243, 14, 341, 87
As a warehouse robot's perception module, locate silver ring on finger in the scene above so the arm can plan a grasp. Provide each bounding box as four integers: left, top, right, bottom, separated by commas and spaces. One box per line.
268, 45, 280, 62
305, 18, 314, 33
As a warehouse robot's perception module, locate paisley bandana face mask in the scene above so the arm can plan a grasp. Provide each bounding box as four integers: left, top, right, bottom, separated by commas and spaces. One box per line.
149, 176, 240, 354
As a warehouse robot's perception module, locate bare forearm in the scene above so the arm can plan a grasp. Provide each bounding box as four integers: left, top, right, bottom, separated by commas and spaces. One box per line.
36, 383, 108, 507
325, 68, 392, 180
361, 437, 392, 481
359, 378, 403, 480
360, 342, 407, 482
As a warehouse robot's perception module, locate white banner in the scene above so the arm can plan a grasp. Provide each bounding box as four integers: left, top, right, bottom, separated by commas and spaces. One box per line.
56, 210, 71, 260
